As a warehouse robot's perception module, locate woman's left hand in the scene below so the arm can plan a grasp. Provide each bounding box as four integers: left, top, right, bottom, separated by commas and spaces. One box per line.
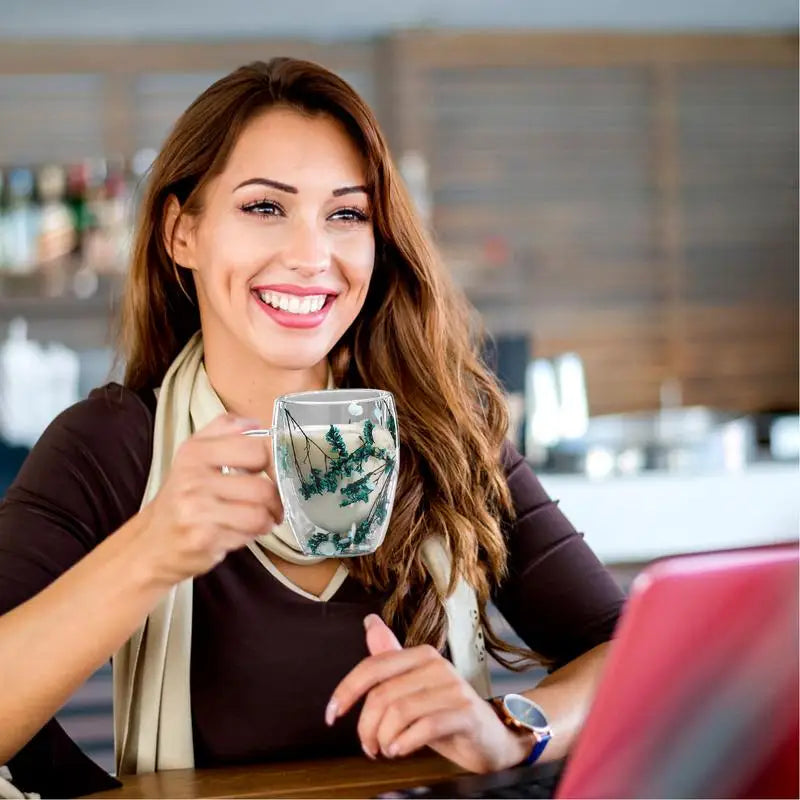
326, 614, 530, 773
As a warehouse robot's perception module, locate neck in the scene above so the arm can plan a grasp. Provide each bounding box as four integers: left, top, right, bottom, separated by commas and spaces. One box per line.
202, 335, 329, 428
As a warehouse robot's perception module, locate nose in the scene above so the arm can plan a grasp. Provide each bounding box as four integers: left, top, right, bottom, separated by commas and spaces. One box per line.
284, 219, 330, 277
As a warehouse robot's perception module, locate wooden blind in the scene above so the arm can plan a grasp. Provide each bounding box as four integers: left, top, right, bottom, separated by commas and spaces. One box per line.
133, 66, 374, 151
0, 35, 793, 414
419, 48, 797, 415
0, 74, 105, 163
676, 66, 798, 411
134, 71, 227, 150
428, 65, 666, 413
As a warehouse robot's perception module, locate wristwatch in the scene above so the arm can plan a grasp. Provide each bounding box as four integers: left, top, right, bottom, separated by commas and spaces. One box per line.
489, 693, 552, 766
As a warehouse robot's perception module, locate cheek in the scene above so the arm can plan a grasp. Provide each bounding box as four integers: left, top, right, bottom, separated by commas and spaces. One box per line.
337, 236, 376, 291
198, 213, 268, 275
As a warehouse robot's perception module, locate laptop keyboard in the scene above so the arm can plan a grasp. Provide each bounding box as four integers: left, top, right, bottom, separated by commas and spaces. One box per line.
377, 760, 564, 799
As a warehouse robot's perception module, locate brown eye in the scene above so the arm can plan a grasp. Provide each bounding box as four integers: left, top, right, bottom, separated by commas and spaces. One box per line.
330, 207, 370, 223
241, 200, 285, 216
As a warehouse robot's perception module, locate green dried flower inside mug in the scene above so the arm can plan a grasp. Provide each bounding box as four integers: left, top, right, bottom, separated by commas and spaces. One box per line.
271, 389, 399, 557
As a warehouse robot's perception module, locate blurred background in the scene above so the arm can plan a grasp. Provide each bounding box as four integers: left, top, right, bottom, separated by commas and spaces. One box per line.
0, 0, 797, 772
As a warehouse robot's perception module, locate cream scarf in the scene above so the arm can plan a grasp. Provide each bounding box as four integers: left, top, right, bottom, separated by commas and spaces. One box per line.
112, 332, 490, 775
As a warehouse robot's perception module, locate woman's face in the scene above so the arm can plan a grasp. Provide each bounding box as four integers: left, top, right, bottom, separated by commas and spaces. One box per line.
174, 107, 375, 370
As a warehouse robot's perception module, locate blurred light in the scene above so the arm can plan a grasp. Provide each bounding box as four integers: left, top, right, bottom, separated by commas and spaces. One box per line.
72, 266, 99, 299
585, 446, 615, 480
397, 150, 431, 226
556, 352, 589, 440
770, 416, 800, 461
525, 357, 561, 451
131, 148, 158, 178
616, 447, 644, 475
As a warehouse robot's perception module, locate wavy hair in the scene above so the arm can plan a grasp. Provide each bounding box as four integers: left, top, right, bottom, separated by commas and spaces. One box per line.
119, 57, 539, 669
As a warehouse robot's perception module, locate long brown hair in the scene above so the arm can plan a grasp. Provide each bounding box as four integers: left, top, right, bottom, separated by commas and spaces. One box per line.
120, 57, 538, 669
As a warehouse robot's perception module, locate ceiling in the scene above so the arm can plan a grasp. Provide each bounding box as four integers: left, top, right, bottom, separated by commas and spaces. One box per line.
1, 0, 796, 40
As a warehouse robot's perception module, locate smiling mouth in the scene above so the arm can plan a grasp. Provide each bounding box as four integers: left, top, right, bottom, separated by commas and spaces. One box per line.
253, 288, 334, 316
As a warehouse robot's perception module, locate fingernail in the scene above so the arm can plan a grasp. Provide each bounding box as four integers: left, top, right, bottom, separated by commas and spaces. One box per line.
386, 742, 399, 758
363, 614, 380, 631
324, 698, 339, 726
362, 742, 376, 760
235, 417, 261, 428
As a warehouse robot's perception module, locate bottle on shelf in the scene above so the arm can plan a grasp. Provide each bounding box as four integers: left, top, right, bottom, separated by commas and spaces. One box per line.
3, 167, 39, 275
0, 155, 137, 294
82, 157, 110, 272
0, 169, 6, 272
65, 161, 90, 261
98, 156, 133, 273
36, 164, 76, 266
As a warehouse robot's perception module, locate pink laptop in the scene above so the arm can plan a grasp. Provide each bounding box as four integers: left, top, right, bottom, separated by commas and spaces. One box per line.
557, 544, 799, 799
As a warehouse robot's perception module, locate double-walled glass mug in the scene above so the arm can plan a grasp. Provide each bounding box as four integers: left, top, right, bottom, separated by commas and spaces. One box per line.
242, 389, 399, 557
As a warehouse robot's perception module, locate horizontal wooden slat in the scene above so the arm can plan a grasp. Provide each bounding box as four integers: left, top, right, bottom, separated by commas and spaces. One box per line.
397, 32, 797, 68
0, 39, 375, 74
681, 340, 798, 378
682, 375, 798, 412
0, 74, 105, 162
682, 306, 798, 339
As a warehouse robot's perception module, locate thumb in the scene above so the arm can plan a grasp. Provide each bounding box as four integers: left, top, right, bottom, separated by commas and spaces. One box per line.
364, 613, 402, 655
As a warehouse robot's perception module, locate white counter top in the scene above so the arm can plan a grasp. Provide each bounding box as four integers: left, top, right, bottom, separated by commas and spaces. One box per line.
539, 462, 799, 564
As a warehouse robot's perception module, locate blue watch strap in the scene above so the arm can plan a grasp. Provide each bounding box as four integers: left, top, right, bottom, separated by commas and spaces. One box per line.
489, 694, 552, 767
521, 735, 549, 766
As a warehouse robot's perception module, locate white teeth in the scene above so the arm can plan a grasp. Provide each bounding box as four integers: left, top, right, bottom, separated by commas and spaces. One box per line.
257, 290, 330, 315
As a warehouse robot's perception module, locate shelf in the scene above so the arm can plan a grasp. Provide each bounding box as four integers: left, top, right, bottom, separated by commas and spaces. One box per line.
0, 265, 124, 319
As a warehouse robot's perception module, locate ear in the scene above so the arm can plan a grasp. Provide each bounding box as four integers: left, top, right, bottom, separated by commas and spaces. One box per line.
163, 195, 198, 270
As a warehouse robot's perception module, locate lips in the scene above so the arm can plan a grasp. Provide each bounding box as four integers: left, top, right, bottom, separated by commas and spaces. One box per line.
257, 289, 327, 315
251, 286, 337, 329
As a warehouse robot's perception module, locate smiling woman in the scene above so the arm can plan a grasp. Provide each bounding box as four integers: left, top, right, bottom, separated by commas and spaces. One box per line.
0, 58, 624, 794
153, 111, 373, 391
163, 109, 375, 374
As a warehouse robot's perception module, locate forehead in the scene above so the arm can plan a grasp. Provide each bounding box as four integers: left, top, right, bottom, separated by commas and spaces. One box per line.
221, 106, 367, 189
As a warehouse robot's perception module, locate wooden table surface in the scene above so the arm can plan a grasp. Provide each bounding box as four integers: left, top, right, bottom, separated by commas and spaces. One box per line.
85, 753, 466, 799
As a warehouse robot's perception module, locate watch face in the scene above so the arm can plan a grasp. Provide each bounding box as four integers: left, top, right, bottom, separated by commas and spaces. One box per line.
505, 694, 549, 731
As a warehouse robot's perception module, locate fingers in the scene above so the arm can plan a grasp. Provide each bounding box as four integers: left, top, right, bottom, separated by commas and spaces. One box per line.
206, 473, 284, 522
327, 644, 442, 722
376, 685, 472, 758
144, 414, 284, 584
356, 659, 451, 757
205, 496, 282, 537
365, 614, 403, 656
385, 708, 471, 759
179, 430, 272, 474
198, 521, 279, 571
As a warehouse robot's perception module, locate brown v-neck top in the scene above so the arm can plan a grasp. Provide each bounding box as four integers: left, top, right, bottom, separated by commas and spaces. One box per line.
0, 384, 624, 767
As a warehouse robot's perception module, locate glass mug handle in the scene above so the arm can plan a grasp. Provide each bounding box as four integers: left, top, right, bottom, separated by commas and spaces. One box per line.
220, 428, 273, 475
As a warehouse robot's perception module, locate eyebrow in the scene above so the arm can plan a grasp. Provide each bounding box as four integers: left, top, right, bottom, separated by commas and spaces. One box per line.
332, 185, 368, 197
233, 177, 368, 197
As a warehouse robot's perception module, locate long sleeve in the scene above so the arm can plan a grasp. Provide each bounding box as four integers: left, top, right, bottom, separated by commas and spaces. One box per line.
0, 383, 151, 616
0, 384, 152, 796
492, 443, 625, 669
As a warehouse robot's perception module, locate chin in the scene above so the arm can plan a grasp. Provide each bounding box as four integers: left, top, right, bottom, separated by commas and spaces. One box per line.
252, 339, 334, 372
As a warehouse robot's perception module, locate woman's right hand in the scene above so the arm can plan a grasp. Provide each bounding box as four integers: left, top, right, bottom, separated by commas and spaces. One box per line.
136, 413, 284, 586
